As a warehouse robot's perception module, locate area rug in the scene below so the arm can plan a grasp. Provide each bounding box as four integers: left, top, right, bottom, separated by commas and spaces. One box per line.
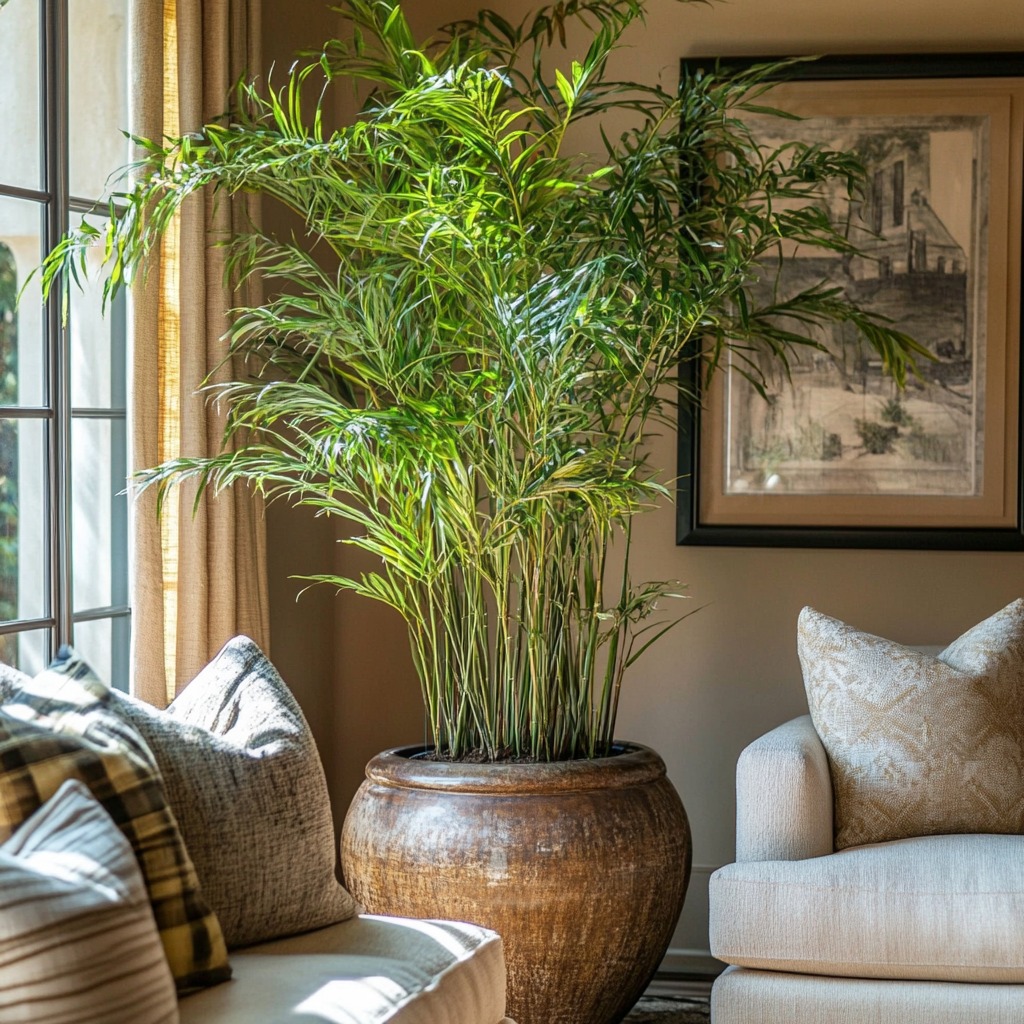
623, 994, 711, 1023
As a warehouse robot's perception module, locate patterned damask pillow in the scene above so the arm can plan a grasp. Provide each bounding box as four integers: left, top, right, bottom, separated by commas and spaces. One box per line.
799, 600, 1024, 850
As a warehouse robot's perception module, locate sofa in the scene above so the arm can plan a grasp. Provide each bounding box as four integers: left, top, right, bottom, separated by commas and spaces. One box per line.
0, 641, 514, 1024
708, 602, 1024, 1024
709, 715, 1024, 1023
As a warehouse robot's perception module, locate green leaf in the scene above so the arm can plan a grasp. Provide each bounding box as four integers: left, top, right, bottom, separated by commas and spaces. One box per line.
554, 67, 575, 109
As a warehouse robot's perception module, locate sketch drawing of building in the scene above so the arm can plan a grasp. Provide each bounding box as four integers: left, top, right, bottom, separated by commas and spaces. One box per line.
723, 112, 989, 500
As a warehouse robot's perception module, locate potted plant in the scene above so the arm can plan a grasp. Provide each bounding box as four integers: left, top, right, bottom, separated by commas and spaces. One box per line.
46, 2, 922, 1021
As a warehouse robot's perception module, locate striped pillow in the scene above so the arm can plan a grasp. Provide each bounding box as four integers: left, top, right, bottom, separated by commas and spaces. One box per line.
0, 649, 231, 992
0, 778, 178, 1023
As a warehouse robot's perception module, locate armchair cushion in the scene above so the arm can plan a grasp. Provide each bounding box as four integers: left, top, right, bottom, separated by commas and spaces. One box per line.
798, 600, 1024, 849
710, 832, 1024, 983
712, 965, 1024, 1024
1, 640, 359, 950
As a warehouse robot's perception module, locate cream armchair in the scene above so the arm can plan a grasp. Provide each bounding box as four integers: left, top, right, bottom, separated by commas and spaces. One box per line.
708, 716, 1024, 1023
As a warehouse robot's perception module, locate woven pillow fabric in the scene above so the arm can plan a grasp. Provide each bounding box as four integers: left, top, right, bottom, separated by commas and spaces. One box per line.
0, 779, 178, 1024
0, 649, 231, 991
799, 599, 1024, 849
107, 636, 359, 948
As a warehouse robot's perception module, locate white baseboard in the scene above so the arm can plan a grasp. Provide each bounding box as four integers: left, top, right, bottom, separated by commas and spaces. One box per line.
659, 947, 725, 977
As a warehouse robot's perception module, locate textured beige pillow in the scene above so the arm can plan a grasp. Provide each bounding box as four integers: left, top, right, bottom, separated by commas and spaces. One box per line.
798, 600, 1024, 850
0, 779, 179, 1024
106, 636, 359, 948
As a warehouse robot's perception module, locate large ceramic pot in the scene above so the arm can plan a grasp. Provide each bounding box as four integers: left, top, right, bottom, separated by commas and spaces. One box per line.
340, 742, 691, 1024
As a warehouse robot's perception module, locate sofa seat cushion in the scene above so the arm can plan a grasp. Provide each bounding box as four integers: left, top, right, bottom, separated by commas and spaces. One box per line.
710, 833, 1024, 983
177, 914, 508, 1024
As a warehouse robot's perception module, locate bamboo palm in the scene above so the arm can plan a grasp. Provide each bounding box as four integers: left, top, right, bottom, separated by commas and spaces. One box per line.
43, 0, 926, 760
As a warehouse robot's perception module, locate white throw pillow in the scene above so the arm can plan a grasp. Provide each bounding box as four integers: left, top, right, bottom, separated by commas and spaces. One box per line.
0, 779, 179, 1024
799, 600, 1024, 849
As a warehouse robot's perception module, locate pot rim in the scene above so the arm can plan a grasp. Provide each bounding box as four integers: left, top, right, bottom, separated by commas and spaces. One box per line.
362, 741, 668, 794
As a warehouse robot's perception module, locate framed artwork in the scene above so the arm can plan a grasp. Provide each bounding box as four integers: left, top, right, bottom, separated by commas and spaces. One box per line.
677, 53, 1024, 549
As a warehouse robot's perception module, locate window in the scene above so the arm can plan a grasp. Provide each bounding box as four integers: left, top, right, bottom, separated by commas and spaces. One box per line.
0, 0, 130, 686
892, 160, 905, 227
871, 169, 885, 235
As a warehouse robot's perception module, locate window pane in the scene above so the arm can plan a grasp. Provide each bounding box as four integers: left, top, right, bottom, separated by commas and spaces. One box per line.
72, 615, 129, 691
0, 627, 50, 676
71, 416, 128, 612
0, 417, 48, 623
0, 0, 42, 191
68, 0, 130, 200
70, 240, 126, 409
0, 197, 45, 406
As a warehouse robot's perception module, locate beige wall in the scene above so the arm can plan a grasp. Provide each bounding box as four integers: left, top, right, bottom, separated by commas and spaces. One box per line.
262, 0, 1024, 970
259, 0, 475, 838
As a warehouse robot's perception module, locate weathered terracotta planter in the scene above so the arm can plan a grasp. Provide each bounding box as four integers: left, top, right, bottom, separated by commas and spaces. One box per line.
340, 743, 691, 1024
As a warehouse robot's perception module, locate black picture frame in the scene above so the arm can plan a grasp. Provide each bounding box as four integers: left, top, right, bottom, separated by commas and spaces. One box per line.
676, 51, 1024, 550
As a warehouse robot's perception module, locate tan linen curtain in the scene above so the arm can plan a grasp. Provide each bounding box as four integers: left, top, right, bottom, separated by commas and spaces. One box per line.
130, 0, 270, 706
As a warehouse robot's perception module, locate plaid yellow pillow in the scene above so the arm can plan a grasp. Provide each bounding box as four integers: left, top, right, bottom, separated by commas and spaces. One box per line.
0, 648, 231, 992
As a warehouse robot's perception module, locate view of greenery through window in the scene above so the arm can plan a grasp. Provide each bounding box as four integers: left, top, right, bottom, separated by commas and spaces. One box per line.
0, 0, 130, 686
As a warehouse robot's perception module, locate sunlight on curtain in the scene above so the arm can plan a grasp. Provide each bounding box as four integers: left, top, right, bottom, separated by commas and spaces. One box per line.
129, 0, 268, 707
158, 0, 180, 703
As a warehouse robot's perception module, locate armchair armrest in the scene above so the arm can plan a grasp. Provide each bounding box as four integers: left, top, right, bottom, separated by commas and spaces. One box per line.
735, 715, 834, 862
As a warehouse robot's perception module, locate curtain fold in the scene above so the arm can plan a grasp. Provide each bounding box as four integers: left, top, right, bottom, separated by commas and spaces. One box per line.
129, 0, 270, 706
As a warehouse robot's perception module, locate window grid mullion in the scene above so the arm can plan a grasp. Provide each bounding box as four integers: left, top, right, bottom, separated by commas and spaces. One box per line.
0, 183, 49, 205
72, 606, 131, 625
0, 407, 54, 418
71, 408, 128, 418
42, 0, 71, 658
0, 616, 57, 638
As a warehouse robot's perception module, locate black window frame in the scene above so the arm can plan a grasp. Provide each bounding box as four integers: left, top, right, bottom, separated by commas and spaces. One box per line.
0, 0, 130, 685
